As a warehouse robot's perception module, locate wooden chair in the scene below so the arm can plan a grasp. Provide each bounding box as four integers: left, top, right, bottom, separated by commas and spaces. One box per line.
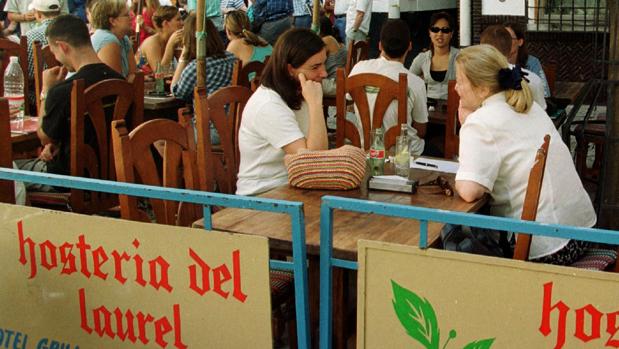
513, 135, 617, 271
126, 71, 145, 129
28, 78, 136, 213
345, 40, 368, 73
231, 59, 267, 92
194, 85, 252, 194
542, 62, 556, 96
32, 41, 61, 115
444, 80, 460, 160
0, 98, 15, 204
112, 116, 202, 226
513, 135, 551, 261
335, 67, 407, 151
0, 37, 30, 116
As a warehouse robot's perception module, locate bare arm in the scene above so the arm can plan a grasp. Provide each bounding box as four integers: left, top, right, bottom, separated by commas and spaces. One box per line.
160, 30, 183, 67
8, 11, 35, 23
353, 10, 365, 31
282, 74, 328, 154
97, 42, 123, 75
455, 180, 487, 202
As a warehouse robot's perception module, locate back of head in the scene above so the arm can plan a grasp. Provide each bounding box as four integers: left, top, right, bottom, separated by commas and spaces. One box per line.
152, 5, 178, 30
480, 25, 512, 57
380, 19, 410, 59
456, 44, 533, 113
46, 14, 92, 48
262, 28, 326, 110
90, 0, 126, 30
225, 10, 268, 47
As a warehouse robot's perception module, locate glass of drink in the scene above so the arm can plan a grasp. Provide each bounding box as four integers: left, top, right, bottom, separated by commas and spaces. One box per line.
394, 135, 410, 178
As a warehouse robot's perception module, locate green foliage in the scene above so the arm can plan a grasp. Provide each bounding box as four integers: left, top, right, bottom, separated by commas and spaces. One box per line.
462, 339, 496, 349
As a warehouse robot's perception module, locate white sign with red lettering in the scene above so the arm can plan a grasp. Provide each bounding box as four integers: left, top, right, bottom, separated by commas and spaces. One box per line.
0, 204, 273, 348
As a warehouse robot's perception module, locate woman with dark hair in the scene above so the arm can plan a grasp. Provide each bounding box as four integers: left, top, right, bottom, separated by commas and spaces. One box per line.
224, 10, 271, 66
135, 5, 183, 74
505, 22, 551, 98
409, 11, 459, 100
454, 45, 595, 265
236, 28, 328, 196
171, 13, 236, 102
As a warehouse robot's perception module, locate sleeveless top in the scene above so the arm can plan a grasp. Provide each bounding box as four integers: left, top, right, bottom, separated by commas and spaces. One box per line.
249, 44, 273, 63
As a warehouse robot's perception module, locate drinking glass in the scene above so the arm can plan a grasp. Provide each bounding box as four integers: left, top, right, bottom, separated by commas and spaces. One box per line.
394, 135, 410, 178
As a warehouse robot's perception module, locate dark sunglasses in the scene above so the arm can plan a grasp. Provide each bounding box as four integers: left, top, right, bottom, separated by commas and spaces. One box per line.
430, 26, 452, 34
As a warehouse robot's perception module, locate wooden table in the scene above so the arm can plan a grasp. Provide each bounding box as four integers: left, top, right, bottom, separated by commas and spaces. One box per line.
194, 167, 486, 348
554, 81, 586, 104
11, 117, 40, 158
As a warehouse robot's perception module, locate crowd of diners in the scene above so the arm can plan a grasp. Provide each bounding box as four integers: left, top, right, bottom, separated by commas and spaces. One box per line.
4, 0, 595, 266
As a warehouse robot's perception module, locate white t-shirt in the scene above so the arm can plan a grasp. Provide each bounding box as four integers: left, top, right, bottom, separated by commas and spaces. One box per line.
345, 0, 372, 35
4, 0, 69, 34
456, 92, 596, 259
348, 56, 429, 156
334, 0, 349, 15
236, 86, 310, 196
509, 64, 546, 110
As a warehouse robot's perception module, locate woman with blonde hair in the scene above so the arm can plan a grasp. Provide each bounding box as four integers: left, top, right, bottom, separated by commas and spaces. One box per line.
135, 5, 183, 74
90, 0, 137, 77
454, 44, 595, 265
224, 10, 272, 66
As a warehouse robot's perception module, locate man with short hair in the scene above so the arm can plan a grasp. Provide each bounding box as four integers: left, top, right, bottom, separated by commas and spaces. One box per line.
480, 24, 547, 110
348, 19, 428, 156
17, 14, 123, 188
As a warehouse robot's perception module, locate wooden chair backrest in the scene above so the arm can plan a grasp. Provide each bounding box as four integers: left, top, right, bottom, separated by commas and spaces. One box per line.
232, 59, 267, 92
513, 134, 551, 261
194, 85, 252, 194
335, 68, 407, 151
112, 117, 201, 226
33, 41, 61, 115
0, 98, 14, 204
345, 40, 368, 73
126, 71, 145, 129
69, 78, 134, 214
444, 80, 460, 160
0, 37, 30, 116
542, 62, 557, 96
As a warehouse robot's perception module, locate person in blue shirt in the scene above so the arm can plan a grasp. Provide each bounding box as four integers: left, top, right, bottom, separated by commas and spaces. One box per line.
251, 0, 293, 45
505, 22, 551, 98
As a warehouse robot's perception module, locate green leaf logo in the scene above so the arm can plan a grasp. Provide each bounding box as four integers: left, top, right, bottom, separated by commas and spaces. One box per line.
391, 280, 440, 349
391, 280, 495, 349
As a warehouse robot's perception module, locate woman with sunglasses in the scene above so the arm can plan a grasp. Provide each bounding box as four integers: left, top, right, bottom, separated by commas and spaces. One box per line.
409, 12, 458, 100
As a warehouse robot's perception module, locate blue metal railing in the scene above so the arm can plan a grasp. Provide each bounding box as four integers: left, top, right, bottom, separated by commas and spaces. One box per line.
0, 168, 311, 349
318, 195, 619, 349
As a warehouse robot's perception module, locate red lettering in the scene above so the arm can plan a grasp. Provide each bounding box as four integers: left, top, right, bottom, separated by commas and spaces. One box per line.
93, 306, 115, 339
575, 304, 602, 342
137, 312, 154, 345
188, 248, 211, 296
59, 242, 77, 275
132, 239, 146, 287
213, 264, 231, 299
154, 316, 173, 348
606, 311, 619, 347
173, 305, 187, 349
539, 282, 570, 349
92, 246, 109, 280
76, 235, 92, 278
78, 288, 93, 334
232, 250, 247, 303
114, 308, 137, 343
39, 240, 57, 270
149, 256, 173, 292
111, 251, 130, 284
17, 221, 37, 279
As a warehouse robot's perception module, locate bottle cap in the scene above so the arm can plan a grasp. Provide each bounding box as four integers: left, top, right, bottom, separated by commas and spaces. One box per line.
9, 56, 18, 63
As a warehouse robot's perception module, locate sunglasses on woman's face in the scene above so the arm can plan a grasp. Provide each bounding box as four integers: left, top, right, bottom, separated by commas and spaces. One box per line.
430, 26, 452, 34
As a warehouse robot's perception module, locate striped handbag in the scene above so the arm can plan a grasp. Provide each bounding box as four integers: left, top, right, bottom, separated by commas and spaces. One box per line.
284, 145, 367, 190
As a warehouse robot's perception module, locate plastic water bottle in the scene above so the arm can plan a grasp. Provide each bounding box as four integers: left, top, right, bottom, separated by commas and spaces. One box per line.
4, 56, 25, 121
369, 127, 385, 176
